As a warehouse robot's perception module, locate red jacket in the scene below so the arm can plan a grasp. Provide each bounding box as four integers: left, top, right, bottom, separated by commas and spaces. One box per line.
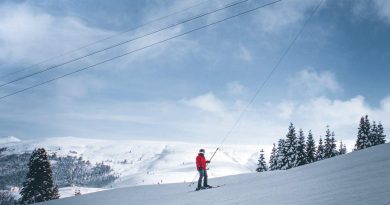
196, 154, 207, 170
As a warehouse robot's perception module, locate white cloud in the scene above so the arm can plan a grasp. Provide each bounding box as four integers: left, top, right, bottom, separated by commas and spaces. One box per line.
253, 0, 319, 33
237, 45, 252, 62
277, 101, 295, 120
289, 69, 342, 97
273, 96, 390, 144
373, 0, 390, 24
351, 0, 390, 25
183, 92, 225, 114
54, 75, 107, 99
0, 3, 112, 65
226, 81, 248, 96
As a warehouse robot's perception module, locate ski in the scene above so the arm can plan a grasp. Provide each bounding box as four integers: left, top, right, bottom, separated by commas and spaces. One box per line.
189, 184, 226, 192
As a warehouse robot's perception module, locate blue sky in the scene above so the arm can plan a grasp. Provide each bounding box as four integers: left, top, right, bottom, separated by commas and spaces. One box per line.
0, 0, 389, 145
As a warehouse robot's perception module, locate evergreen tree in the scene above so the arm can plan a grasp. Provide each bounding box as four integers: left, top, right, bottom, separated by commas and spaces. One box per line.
330, 132, 337, 157
316, 137, 325, 161
269, 143, 278, 171
276, 139, 286, 170
370, 121, 378, 146
256, 149, 268, 172
295, 129, 307, 167
324, 126, 337, 158
377, 122, 387, 145
282, 123, 298, 170
305, 130, 316, 164
20, 148, 59, 204
371, 121, 387, 146
355, 115, 371, 150
338, 140, 347, 155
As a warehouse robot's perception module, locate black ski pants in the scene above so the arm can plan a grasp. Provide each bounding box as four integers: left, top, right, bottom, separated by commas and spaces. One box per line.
198, 169, 208, 188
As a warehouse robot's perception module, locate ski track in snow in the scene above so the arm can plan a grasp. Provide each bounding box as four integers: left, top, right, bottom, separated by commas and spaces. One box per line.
39, 143, 390, 205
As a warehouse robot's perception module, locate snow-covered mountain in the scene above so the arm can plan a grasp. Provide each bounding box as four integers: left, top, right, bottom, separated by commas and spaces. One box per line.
41, 143, 390, 205
0, 136, 21, 144
0, 137, 267, 190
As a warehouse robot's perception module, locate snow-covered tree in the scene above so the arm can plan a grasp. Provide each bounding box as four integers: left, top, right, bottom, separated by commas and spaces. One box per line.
305, 130, 316, 164
370, 121, 378, 146
269, 143, 278, 171
355, 115, 371, 150
330, 132, 338, 157
324, 126, 337, 158
282, 123, 298, 170
316, 137, 325, 161
377, 122, 387, 145
20, 148, 59, 204
371, 121, 387, 146
276, 139, 286, 170
256, 149, 268, 172
295, 129, 306, 167
338, 140, 347, 155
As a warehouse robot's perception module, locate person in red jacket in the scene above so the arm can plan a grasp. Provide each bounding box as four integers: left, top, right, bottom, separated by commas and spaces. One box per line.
196, 148, 211, 190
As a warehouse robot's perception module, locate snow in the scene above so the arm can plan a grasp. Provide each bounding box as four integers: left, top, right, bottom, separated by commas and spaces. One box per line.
0, 136, 21, 145
58, 187, 106, 198
1, 137, 267, 188
40, 143, 390, 205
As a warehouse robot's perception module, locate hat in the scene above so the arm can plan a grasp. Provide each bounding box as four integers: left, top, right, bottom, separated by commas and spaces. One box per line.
199, 149, 205, 154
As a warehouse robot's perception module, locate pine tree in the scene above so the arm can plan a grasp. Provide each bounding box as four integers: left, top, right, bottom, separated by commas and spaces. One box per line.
20, 148, 59, 204
269, 143, 278, 171
355, 115, 371, 150
316, 137, 325, 161
330, 132, 337, 157
282, 123, 298, 169
305, 130, 316, 164
370, 121, 378, 146
377, 122, 387, 145
276, 139, 286, 170
256, 149, 268, 172
338, 140, 347, 155
323, 126, 336, 158
295, 129, 306, 167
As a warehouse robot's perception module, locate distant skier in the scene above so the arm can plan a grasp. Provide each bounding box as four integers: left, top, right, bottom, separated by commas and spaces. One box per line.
196, 148, 212, 191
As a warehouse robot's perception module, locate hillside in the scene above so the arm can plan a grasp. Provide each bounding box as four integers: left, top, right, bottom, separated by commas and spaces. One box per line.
41, 143, 390, 205
0, 137, 264, 190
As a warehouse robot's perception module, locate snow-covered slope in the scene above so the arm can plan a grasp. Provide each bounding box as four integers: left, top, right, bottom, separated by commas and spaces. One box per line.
41, 143, 390, 205
1, 137, 266, 188
0, 136, 21, 144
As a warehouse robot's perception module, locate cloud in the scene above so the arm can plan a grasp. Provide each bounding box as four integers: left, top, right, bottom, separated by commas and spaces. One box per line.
373, 0, 390, 24
0, 3, 112, 66
274, 96, 390, 143
182, 92, 225, 114
54, 75, 107, 99
226, 81, 248, 96
253, 0, 319, 33
237, 45, 252, 62
289, 69, 342, 98
350, 0, 390, 24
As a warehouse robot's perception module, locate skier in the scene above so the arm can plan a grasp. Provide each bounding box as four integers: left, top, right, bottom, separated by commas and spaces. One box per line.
196, 148, 212, 191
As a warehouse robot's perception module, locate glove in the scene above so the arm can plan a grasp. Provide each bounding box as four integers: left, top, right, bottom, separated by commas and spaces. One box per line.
206, 160, 210, 163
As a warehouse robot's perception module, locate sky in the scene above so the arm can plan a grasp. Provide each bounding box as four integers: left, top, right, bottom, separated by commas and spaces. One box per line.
0, 0, 389, 147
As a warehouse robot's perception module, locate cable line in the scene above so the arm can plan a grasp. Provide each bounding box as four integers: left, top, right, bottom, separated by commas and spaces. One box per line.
0, 0, 214, 80
0, 0, 251, 89
0, 0, 282, 101
188, 0, 324, 188
208, 0, 325, 163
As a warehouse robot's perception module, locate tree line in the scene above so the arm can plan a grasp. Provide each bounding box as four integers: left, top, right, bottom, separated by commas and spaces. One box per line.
256, 115, 386, 172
